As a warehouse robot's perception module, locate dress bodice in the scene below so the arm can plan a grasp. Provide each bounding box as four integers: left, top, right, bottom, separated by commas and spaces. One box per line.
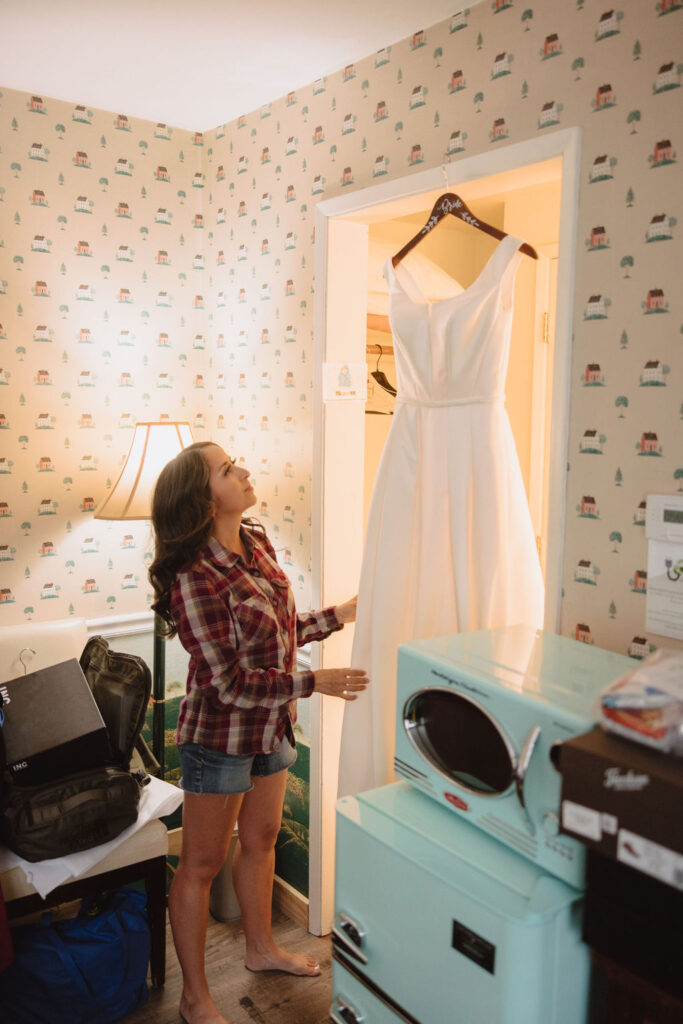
384, 234, 523, 406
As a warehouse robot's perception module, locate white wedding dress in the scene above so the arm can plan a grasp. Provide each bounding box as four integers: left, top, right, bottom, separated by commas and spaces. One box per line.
338, 236, 545, 797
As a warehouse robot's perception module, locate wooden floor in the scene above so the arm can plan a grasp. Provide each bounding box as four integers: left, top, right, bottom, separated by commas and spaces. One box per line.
125, 909, 333, 1024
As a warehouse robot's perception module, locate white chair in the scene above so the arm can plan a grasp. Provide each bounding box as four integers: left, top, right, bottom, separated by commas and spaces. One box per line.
0, 618, 169, 986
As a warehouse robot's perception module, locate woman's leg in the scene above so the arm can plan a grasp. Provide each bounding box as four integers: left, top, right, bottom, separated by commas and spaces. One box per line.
233, 768, 320, 976
170, 791, 243, 1024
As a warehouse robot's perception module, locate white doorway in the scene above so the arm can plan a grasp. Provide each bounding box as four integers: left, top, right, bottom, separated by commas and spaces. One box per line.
308, 128, 581, 935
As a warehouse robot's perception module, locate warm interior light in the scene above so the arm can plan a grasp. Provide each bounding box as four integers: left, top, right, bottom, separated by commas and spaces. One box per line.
93, 420, 194, 778
94, 421, 194, 521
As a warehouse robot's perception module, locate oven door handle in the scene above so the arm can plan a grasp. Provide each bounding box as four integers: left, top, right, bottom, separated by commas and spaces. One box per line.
515, 724, 541, 835
330, 996, 365, 1024
332, 926, 368, 966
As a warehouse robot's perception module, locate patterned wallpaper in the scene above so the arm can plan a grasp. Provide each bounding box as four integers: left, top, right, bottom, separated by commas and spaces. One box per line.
0, 100, 213, 620
1, 0, 682, 661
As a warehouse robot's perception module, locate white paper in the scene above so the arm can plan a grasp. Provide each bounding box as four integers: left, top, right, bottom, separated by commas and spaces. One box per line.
646, 537, 683, 641
322, 362, 367, 401
618, 828, 683, 890
561, 800, 601, 841
0, 776, 183, 898
600, 813, 618, 836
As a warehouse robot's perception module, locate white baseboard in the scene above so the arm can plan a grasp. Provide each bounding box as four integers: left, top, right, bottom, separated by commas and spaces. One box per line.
86, 610, 154, 638
273, 875, 309, 930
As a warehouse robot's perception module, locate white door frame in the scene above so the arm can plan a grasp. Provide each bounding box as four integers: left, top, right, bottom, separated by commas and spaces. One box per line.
308, 127, 582, 935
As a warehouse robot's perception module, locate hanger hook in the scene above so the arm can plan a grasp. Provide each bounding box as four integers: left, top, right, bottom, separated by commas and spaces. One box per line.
442, 162, 449, 191
375, 344, 383, 372
19, 647, 36, 675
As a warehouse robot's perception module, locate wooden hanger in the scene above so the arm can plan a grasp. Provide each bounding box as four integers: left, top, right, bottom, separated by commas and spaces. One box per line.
392, 191, 538, 267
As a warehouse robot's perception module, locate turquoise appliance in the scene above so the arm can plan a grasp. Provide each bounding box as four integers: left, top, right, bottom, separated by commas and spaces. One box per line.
333, 782, 589, 1024
394, 626, 632, 887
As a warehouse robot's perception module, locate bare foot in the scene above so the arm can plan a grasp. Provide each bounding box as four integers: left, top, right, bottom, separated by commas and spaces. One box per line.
244, 945, 321, 976
179, 992, 230, 1024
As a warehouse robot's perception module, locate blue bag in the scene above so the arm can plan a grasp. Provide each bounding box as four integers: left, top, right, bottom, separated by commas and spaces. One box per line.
0, 887, 150, 1024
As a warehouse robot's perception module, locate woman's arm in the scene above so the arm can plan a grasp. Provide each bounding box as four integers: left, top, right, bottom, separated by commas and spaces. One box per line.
296, 605, 344, 646
176, 571, 315, 710
334, 596, 357, 624
295, 594, 357, 646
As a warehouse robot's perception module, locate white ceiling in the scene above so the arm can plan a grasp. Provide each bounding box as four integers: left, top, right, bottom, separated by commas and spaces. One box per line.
3, 0, 460, 132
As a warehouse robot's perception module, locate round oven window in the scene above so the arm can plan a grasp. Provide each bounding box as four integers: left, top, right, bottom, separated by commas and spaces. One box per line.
403, 688, 516, 795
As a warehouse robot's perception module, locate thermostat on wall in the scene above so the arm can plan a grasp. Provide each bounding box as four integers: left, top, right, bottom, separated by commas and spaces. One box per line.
645, 494, 683, 641
646, 493, 683, 543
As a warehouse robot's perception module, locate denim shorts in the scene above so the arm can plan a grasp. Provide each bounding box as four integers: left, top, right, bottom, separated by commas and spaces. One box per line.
178, 735, 297, 795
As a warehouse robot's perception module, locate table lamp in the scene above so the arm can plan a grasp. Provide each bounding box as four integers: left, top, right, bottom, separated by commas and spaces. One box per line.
94, 420, 193, 777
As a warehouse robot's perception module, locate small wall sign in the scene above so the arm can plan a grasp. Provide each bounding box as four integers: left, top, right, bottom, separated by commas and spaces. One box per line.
322, 362, 367, 402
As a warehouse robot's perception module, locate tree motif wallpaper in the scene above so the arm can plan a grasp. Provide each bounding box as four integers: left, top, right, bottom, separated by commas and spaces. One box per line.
1, 0, 682, 667
0, 103, 210, 616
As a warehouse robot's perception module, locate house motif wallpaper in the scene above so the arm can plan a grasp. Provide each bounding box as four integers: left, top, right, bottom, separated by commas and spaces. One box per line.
0, 102, 212, 617
1, 0, 682, 666
201, 0, 682, 659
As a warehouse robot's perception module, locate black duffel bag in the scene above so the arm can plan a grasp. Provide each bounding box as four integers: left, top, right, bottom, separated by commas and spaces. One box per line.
0, 765, 145, 862
0, 636, 155, 862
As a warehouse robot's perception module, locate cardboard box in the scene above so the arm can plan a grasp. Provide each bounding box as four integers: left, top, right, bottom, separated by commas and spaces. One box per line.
559, 725, 683, 889
583, 851, 683, 997
0, 658, 109, 784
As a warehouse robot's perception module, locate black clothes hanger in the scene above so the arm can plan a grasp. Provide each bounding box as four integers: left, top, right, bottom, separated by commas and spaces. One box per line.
370, 345, 397, 397
392, 191, 538, 268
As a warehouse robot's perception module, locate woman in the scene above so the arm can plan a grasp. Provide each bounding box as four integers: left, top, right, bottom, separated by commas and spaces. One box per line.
149, 441, 367, 1024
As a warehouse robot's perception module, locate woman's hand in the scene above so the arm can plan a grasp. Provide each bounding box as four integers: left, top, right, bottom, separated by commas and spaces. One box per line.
335, 596, 358, 624
313, 667, 368, 701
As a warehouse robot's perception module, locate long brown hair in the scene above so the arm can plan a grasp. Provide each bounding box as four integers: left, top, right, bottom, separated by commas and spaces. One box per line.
149, 441, 216, 636
149, 442, 265, 636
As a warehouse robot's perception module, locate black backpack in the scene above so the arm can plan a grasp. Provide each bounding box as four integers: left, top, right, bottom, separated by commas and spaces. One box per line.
0, 637, 158, 862
79, 636, 157, 775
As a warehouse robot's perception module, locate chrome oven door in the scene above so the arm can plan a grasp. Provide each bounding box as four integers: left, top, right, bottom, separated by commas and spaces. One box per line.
402, 687, 540, 834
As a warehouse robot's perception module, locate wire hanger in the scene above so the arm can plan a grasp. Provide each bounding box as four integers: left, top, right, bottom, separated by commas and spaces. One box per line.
19, 648, 36, 675
370, 344, 397, 397
392, 163, 538, 268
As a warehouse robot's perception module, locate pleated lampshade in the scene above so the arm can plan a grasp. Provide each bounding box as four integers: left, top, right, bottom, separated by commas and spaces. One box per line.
94, 420, 193, 521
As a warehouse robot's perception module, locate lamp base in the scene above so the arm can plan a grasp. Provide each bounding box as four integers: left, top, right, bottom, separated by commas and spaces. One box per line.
152, 615, 166, 779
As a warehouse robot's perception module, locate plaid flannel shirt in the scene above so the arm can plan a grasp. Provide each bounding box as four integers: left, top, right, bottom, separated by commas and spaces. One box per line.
171, 528, 343, 754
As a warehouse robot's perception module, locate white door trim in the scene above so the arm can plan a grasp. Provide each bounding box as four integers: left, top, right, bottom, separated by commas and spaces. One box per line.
529, 242, 559, 573
309, 127, 582, 935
